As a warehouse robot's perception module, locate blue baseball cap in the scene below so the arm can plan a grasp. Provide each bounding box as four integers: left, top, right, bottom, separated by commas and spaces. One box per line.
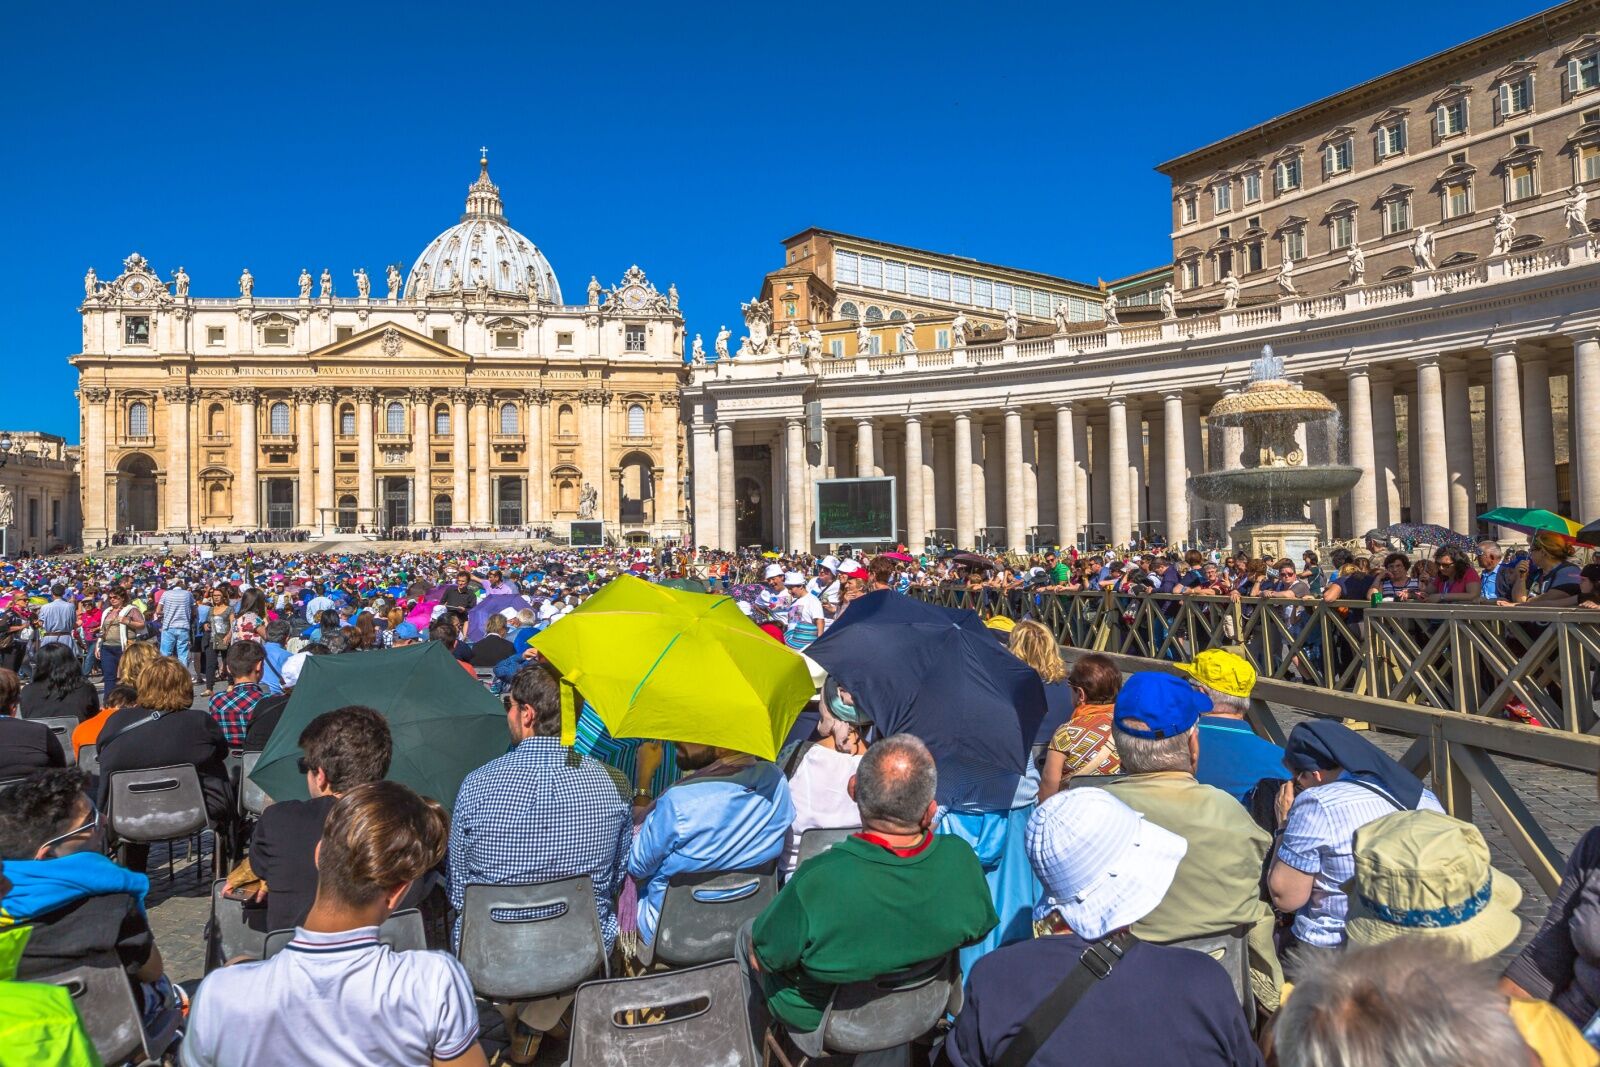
1113, 673, 1209, 740
393, 621, 420, 640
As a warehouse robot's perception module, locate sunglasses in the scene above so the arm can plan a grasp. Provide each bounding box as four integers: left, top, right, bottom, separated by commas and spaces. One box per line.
39, 802, 100, 854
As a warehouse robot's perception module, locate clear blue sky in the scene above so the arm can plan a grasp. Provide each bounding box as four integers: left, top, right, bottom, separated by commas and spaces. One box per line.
2, 0, 1553, 441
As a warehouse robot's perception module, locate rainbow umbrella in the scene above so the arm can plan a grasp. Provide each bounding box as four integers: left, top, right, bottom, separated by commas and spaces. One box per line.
1478, 507, 1596, 546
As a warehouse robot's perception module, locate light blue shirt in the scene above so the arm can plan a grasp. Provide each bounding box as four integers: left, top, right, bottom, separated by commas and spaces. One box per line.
628, 760, 793, 945
304, 595, 334, 622
260, 641, 292, 695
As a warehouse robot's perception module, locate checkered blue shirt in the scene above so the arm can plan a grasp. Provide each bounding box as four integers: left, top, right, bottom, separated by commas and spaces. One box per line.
448, 737, 633, 951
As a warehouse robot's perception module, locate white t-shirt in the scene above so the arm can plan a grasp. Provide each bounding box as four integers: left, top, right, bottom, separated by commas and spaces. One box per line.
180, 927, 479, 1067
781, 744, 863, 876
786, 593, 825, 631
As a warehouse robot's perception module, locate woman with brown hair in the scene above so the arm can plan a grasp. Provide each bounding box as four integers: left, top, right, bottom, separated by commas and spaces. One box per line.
95, 655, 232, 874
98, 586, 146, 696
348, 612, 378, 652
1425, 547, 1481, 603
1037, 652, 1123, 800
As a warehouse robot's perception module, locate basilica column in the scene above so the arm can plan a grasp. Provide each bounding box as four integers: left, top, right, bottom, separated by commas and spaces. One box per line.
1488, 344, 1527, 515
354, 388, 375, 527
1573, 331, 1600, 520
691, 417, 717, 549
314, 388, 335, 530
1055, 403, 1078, 550
81, 388, 108, 540
786, 416, 807, 551
903, 414, 925, 550
470, 390, 491, 525
661, 397, 679, 533
450, 388, 470, 524
1107, 399, 1132, 548
855, 418, 875, 478
1003, 408, 1025, 551
234, 388, 258, 528
953, 412, 975, 547
1346, 369, 1379, 537
163, 387, 192, 533
716, 421, 736, 550
524, 390, 545, 524
1414, 357, 1450, 527
295, 390, 314, 528
1521, 353, 1558, 511
1162, 393, 1189, 548
1441, 359, 1475, 532
410, 388, 432, 526
1370, 371, 1403, 527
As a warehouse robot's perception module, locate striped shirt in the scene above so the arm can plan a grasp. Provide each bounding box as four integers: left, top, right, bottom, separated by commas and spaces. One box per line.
1276, 777, 1443, 946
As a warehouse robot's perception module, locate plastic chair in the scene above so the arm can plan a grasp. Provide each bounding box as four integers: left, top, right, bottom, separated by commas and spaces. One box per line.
639, 866, 778, 969
210, 878, 267, 964
238, 750, 269, 817
76, 743, 99, 775
39, 963, 180, 1066
33, 715, 79, 749
565, 960, 760, 1067
105, 763, 210, 885
794, 827, 855, 869
789, 952, 962, 1062
263, 908, 430, 959
458, 878, 608, 1001
1163, 925, 1255, 1027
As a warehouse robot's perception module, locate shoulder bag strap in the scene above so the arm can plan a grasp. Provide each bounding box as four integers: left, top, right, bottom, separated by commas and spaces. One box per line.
1345, 776, 1405, 811
97, 710, 163, 751
995, 930, 1136, 1067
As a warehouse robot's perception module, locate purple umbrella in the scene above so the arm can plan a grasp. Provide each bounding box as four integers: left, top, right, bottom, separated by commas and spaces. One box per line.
466, 593, 532, 642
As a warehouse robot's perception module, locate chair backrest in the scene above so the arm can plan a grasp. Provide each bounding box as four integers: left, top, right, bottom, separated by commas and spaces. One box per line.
106, 763, 209, 843
263, 908, 431, 960
33, 716, 78, 747
458, 878, 607, 1000
239, 750, 268, 817
40, 964, 148, 1066
211, 879, 267, 964
566, 960, 760, 1067
650, 866, 777, 968
1165, 926, 1251, 1015
818, 953, 961, 1055
76, 743, 99, 774
795, 826, 855, 869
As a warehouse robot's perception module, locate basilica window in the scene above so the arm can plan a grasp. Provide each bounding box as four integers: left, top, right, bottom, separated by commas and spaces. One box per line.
269, 402, 291, 435
124, 316, 150, 346
625, 324, 646, 352
500, 403, 519, 435
839, 301, 858, 319
207, 326, 225, 347
127, 401, 150, 438
494, 329, 519, 349
206, 404, 225, 438
556, 332, 574, 351
627, 404, 646, 437
864, 306, 884, 322
433, 406, 450, 435
335, 326, 354, 342
431, 328, 449, 345
557, 404, 575, 437
385, 402, 405, 435
339, 405, 355, 436
263, 326, 291, 346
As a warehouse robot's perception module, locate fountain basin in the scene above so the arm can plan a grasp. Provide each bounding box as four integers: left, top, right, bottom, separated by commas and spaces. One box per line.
1188, 465, 1363, 508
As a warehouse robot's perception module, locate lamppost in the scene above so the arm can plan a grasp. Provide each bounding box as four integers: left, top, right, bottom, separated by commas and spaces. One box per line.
0, 432, 13, 468
0, 432, 11, 557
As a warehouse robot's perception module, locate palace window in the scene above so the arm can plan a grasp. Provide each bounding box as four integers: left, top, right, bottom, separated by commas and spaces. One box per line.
500, 403, 519, 435
1499, 76, 1533, 118
1324, 139, 1353, 177
1329, 213, 1355, 251
835, 251, 859, 285
935, 329, 950, 348
1182, 195, 1198, 222
930, 270, 951, 300
207, 326, 225, 346
1182, 260, 1200, 289
860, 256, 883, 288
434, 405, 450, 435
865, 306, 884, 321
385, 402, 405, 435
907, 265, 929, 297
1571, 52, 1600, 94
127, 401, 150, 438
269, 402, 291, 435
884, 260, 906, 292
971, 280, 991, 308
1444, 181, 1473, 219
1377, 121, 1407, 159
1215, 250, 1233, 281
829, 339, 844, 357
1283, 229, 1306, 261
1246, 240, 1264, 274
625, 324, 646, 352
888, 309, 907, 321
627, 404, 646, 436
1508, 162, 1537, 202
124, 316, 149, 345
1436, 99, 1468, 138
1213, 181, 1232, 213
1243, 171, 1262, 204
1274, 157, 1301, 193
494, 329, 518, 349
951, 274, 970, 304
1582, 144, 1600, 183
339, 406, 355, 436
1383, 197, 1411, 235
993, 284, 1012, 311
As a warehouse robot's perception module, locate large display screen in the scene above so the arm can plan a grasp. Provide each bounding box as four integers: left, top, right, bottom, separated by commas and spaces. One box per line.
569, 521, 604, 547
814, 477, 897, 543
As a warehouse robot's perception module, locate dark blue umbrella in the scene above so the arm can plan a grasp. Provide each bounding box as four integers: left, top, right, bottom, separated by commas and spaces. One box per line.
805, 591, 1046, 807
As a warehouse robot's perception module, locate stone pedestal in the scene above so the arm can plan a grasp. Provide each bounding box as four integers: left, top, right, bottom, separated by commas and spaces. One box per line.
1230, 520, 1320, 563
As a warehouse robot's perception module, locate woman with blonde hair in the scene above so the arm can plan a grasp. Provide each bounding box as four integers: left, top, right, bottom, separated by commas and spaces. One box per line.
1505, 532, 1584, 607
115, 640, 161, 698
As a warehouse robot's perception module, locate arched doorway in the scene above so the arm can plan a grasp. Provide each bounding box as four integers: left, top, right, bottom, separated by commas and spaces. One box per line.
115, 453, 158, 532
433, 494, 453, 527
735, 476, 764, 547
336, 495, 357, 531
551, 465, 580, 516
619, 452, 655, 525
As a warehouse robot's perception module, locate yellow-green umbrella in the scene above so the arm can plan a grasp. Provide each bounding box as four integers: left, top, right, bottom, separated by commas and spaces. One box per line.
531, 575, 813, 760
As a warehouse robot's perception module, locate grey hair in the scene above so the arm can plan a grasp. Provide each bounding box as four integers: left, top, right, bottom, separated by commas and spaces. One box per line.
854, 733, 937, 830
1202, 685, 1251, 717
1112, 721, 1195, 774
1276, 941, 1528, 1067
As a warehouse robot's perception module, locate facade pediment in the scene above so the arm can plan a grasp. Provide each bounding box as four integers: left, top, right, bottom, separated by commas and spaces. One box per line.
1375, 183, 1414, 202
1370, 107, 1409, 127
1494, 60, 1538, 82
1496, 143, 1544, 168
1432, 83, 1472, 106
1559, 33, 1600, 62
309, 324, 464, 361
1319, 126, 1356, 146
1272, 215, 1308, 236
1271, 144, 1303, 162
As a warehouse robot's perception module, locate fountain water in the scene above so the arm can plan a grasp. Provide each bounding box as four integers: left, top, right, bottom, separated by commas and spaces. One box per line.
1188, 345, 1362, 558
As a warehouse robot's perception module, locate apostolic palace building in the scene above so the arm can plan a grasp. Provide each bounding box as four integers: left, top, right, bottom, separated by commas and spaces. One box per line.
70, 155, 687, 545
684, 0, 1600, 553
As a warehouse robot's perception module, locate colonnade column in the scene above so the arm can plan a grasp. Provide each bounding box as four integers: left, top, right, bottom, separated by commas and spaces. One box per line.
450, 388, 470, 523
1488, 344, 1527, 514
1126, 400, 1145, 540
1441, 360, 1475, 532
1220, 392, 1244, 536
1107, 399, 1131, 548
1162, 393, 1189, 548
81, 388, 108, 539
354, 388, 375, 526
1020, 415, 1038, 538
1003, 408, 1025, 551
691, 418, 717, 549
1055, 403, 1077, 550
163, 387, 191, 532
410, 389, 431, 526
296, 390, 315, 528
970, 418, 988, 540
953, 412, 975, 548
1414, 357, 1450, 527
855, 418, 875, 479
1183, 402, 1205, 544
716, 421, 736, 550
1073, 415, 1090, 546
1345, 369, 1378, 537
470, 390, 491, 525
1370, 371, 1403, 527
314, 388, 335, 529
921, 423, 937, 544
234, 387, 258, 528
786, 416, 807, 552
1574, 331, 1600, 519
903, 415, 925, 550
1521, 353, 1558, 511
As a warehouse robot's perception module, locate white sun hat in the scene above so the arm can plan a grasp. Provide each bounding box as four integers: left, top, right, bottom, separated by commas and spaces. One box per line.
1026, 788, 1187, 941
764, 563, 785, 580
783, 571, 806, 586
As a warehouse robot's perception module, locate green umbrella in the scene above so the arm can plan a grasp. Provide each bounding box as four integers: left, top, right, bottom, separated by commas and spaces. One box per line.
657, 577, 710, 593
1477, 506, 1593, 545
250, 642, 508, 811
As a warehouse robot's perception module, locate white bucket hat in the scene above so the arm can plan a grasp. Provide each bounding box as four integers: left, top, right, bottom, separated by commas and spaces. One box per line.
764, 563, 785, 580
1026, 788, 1187, 940
820, 555, 841, 572
783, 571, 806, 587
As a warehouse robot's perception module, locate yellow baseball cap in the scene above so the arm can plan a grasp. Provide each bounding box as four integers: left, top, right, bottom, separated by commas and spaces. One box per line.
985, 616, 1016, 633
1174, 648, 1256, 698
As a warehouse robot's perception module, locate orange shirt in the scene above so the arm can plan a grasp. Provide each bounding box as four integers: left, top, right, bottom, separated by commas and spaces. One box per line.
72, 708, 116, 756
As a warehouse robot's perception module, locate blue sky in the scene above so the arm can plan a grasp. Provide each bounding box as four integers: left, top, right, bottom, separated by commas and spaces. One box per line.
2, 0, 1552, 440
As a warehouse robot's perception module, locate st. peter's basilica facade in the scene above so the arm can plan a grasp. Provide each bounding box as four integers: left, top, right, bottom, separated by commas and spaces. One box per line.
71, 156, 687, 544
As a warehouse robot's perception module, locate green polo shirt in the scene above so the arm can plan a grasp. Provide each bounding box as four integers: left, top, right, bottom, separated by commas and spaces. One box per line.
751, 833, 998, 1033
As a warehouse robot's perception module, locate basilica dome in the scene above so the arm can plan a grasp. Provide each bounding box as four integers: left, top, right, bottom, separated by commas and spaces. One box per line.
405, 155, 562, 304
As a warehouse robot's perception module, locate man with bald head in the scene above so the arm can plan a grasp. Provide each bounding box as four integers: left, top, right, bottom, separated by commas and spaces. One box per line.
744, 734, 997, 1046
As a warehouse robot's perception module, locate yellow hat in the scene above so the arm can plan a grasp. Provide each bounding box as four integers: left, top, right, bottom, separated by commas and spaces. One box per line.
985, 616, 1016, 633
1174, 648, 1256, 698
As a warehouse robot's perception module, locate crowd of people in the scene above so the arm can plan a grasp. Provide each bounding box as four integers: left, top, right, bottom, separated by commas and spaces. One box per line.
0, 537, 1597, 1066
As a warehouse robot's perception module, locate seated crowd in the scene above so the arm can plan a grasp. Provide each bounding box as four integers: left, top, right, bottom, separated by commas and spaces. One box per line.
2, 590, 1600, 1067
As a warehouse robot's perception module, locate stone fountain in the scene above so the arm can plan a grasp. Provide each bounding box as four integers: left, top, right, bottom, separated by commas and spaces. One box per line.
1188, 346, 1362, 559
